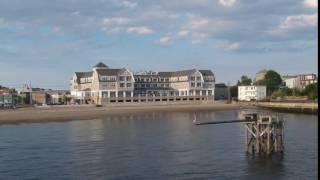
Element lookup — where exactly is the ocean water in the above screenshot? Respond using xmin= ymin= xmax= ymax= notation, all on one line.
xmin=0 ymin=109 xmax=317 ymax=179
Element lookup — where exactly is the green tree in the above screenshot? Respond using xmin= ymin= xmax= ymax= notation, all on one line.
xmin=255 ymin=70 xmax=282 ymax=96
xmin=280 ymin=87 xmax=293 ymax=96
xmin=303 ymin=83 xmax=318 ymax=100
xmin=237 ymin=75 xmax=252 ymax=86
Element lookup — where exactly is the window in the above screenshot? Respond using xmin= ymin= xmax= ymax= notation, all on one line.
xmin=191 ymin=76 xmax=195 ymax=81
xmin=110 ymin=76 xmax=116 ymax=81
xmin=120 ymin=83 xmax=125 ymax=87
xmin=197 ymin=83 xmax=201 ymax=87
xmin=165 ymin=78 xmax=169 ymax=82
xmin=126 ymin=76 xmax=131 ymax=81
xmin=142 ymin=84 xmax=145 ymax=88
xmin=152 ymin=84 xmax=157 ymax=87
xmin=126 ymin=91 xmax=131 ymax=97
xmin=191 ymin=82 xmax=195 ymax=87
xmin=196 ymin=76 xmax=201 ymax=81
xmin=127 ymin=83 xmax=132 ymax=87
xmin=153 ymin=78 xmax=157 ymax=82
xmin=110 ymin=92 xmax=116 ymax=97
xmin=146 ymin=84 xmax=150 ymax=88
xmin=119 ymin=76 xmax=125 ymax=81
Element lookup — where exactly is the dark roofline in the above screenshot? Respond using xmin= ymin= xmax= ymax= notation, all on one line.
xmin=93 ymin=62 xmax=108 ymax=68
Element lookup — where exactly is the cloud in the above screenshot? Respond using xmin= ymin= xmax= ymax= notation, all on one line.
xmin=101 ymin=17 xmax=131 ymax=32
xmin=179 ymin=14 xmax=234 ymax=43
xmin=303 ymin=0 xmax=318 ymax=8
xmin=52 ymin=26 xmax=61 ymax=33
xmin=0 ymin=18 xmax=7 ymax=28
xmin=155 ymin=36 xmax=173 ymax=45
xmin=177 ymin=30 xmax=189 ymax=37
xmin=218 ymin=0 xmax=237 ymax=7
xmin=218 ymin=41 xmax=241 ymax=51
xmin=272 ymin=13 xmax=318 ymax=34
xmin=120 ymin=1 xmax=138 ymax=8
xmin=126 ymin=26 xmax=154 ymax=34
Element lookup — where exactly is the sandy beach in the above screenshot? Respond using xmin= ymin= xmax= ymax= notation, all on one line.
xmin=0 ymin=103 xmax=244 ymax=125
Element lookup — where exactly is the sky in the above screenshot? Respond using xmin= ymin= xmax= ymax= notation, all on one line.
xmin=0 ymin=0 xmax=318 ymax=89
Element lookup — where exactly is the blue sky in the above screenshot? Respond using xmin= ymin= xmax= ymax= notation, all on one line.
xmin=0 ymin=0 xmax=318 ymax=89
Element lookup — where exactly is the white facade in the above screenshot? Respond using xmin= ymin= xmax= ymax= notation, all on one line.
xmin=238 ymin=86 xmax=266 ymax=101
xmin=283 ymin=76 xmax=301 ymax=89
xmin=133 ymin=69 xmax=215 ymax=97
xmin=70 ymin=62 xmax=135 ymax=104
xmin=282 ymin=74 xmax=317 ymax=90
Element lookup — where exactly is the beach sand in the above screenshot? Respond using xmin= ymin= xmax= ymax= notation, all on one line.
xmin=0 ymin=103 xmax=242 ymax=125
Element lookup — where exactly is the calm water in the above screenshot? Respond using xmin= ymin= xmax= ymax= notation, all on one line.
xmin=0 ymin=109 xmax=317 ymax=179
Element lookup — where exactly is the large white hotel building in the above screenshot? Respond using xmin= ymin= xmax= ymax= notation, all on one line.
xmin=70 ymin=62 xmax=215 ymax=104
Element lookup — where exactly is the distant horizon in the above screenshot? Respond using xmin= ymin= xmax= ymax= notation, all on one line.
xmin=0 ymin=0 xmax=318 ymax=89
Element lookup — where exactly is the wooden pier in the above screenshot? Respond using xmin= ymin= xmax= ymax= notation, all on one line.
xmin=194 ymin=113 xmax=284 ymax=155
xmin=242 ymin=114 xmax=284 ymax=154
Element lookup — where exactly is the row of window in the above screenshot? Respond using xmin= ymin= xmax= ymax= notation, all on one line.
xmin=119 ymin=83 xmax=132 ymax=88
xmin=135 ymin=78 xmax=170 ymax=82
xmin=190 ymin=76 xmax=202 ymax=81
xmin=80 ymin=78 xmax=92 ymax=83
xmin=135 ymin=83 xmax=170 ymax=88
xmin=119 ymin=76 xmax=132 ymax=81
xmin=100 ymin=76 xmax=132 ymax=81
xmin=191 ymin=82 xmax=202 ymax=87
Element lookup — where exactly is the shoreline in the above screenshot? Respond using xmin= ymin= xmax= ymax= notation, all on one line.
xmin=0 ymin=102 xmax=317 ymax=125
xmin=0 ymin=103 xmax=244 ymax=125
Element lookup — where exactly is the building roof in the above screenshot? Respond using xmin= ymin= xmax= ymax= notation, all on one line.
xmin=282 ymin=75 xmax=297 ymax=79
xmin=157 ymin=69 xmax=197 ymax=77
xmin=75 ymin=71 xmax=93 ymax=78
xmin=96 ymin=68 xmax=124 ymax=76
xmin=74 ymin=71 xmax=93 ymax=83
xmin=199 ymin=70 xmax=214 ymax=76
xmin=93 ymin=62 xmax=108 ymax=68
xmin=215 ymin=83 xmax=227 ymax=88
xmin=256 ymin=69 xmax=268 ymax=74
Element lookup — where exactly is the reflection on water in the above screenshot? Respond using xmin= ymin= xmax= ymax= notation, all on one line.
xmin=0 ymin=109 xmax=317 ymax=179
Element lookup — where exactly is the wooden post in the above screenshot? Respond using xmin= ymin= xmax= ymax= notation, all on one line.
xmin=267 ymin=125 xmax=270 ymax=154
xmin=244 ymin=125 xmax=248 ymax=153
xmin=255 ymin=124 xmax=260 ymax=154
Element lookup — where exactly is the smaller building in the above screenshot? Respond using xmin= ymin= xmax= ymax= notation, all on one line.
xmin=214 ymin=83 xmax=228 ymax=100
xmin=255 ymin=69 xmax=268 ymax=82
xmin=0 ymin=86 xmax=16 ymax=94
xmin=31 ymin=91 xmax=50 ymax=105
xmin=238 ymin=86 xmax=266 ymax=101
xmin=282 ymin=74 xmax=317 ymax=90
xmin=47 ymin=90 xmax=70 ymax=105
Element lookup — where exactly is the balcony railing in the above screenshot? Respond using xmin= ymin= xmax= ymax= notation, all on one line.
xmin=97 ymin=95 xmax=214 ymax=105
